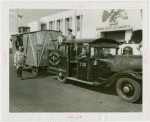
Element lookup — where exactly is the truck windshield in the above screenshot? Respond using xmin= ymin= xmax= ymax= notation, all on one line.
xmin=91 ymin=47 xmax=116 ymax=58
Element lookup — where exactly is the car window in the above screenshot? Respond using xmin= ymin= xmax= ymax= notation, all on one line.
xmin=108 ymin=48 xmax=116 ymax=55
xmin=91 ymin=47 xmax=116 ymax=58
xmin=77 ymin=43 xmax=89 ymax=59
xmin=103 ymin=48 xmax=116 ymax=58
xmin=91 ymin=47 xmax=102 ymax=58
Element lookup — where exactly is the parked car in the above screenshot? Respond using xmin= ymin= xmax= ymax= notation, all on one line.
xmin=48 ymin=38 xmax=142 ymax=103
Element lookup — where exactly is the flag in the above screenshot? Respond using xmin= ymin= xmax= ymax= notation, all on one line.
xmin=18 ymin=14 xmax=23 ymax=19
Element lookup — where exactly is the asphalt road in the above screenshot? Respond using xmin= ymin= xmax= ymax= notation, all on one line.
xmin=9 ymin=54 xmax=142 ymax=112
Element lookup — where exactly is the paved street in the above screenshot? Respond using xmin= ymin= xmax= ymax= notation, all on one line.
xmin=9 ymin=54 xmax=142 ymax=112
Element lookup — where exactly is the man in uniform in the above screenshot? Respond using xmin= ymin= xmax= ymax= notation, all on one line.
xmin=66 ymin=29 xmax=75 ymax=40
xmin=66 ymin=29 xmax=76 ymax=59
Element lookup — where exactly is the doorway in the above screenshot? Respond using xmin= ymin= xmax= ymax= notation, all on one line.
xmin=102 ymin=31 xmax=125 ymax=43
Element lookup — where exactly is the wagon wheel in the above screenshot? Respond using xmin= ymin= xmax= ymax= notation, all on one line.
xmin=116 ymin=78 xmax=141 ymax=103
xmin=57 ymin=72 xmax=67 ymax=83
xmin=32 ymin=67 xmax=39 ymax=76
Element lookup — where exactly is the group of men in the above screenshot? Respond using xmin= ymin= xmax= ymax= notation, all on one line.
xmin=57 ymin=28 xmax=75 ymax=49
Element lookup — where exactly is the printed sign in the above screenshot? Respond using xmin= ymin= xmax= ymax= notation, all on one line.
xmin=97 ymin=25 xmax=131 ymax=31
xmin=49 ymin=51 xmax=60 ymax=65
xmin=80 ymin=62 xmax=86 ymax=67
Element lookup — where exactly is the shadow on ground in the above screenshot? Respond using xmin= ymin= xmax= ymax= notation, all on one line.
xmin=64 ymin=80 xmax=142 ymax=104
xmin=66 ymin=80 xmax=118 ymax=95
xmin=22 ymin=68 xmax=56 ymax=79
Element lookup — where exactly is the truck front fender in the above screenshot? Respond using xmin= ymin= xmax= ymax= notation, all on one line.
xmin=112 ymin=70 xmax=142 ymax=80
xmin=103 ymin=70 xmax=142 ymax=88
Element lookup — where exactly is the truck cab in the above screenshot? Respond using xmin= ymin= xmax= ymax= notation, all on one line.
xmin=48 ymin=38 xmax=142 ymax=103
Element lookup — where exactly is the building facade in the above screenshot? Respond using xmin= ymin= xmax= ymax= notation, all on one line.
xmin=28 ymin=9 xmax=142 ymax=43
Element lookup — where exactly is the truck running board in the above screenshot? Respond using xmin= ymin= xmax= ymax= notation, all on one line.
xmin=66 ymin=77 xmax=94 ymax=85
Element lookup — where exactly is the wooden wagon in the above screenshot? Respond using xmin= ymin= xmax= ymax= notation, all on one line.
xmin=11 ymin=30 xmax=59 ymax=75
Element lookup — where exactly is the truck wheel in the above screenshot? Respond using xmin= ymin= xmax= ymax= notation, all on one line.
xmin=32 ymin=67 xmax=39 ymax=76
xmin=116 ymin=78 xmax=141 ymax=103
xmin=57 ymin=72 xmax=67 ymax=83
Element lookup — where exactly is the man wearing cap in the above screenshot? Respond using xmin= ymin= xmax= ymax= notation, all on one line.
xmin=67 ymin=29 xmax=75 ymax=40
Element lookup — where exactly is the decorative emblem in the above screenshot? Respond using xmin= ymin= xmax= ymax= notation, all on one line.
xmin=102 ymin=9 xmax=128 ymax=26
xmin=49 ymin=51 xmax=60 ymax=65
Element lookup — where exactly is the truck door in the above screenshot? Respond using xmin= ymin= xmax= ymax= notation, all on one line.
xmin=48 ymin=45 xmax=69 ymax=76
xmin=77 ymin=58 xmax=89 ymax=81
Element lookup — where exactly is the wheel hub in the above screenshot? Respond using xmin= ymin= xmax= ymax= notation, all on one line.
xmin=123 ymin=84 xmax=133 ymax=94
xmin=123 ymin=86 xmax=130 ymax=93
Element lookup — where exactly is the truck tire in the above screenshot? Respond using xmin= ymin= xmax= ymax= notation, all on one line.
xmin=57 ymin=72 xmax=67 ymax=83
xmin=32 ymin=67 xmax=39 ymax=76
xmin=116 ymin=78 xmax=141 ymax=103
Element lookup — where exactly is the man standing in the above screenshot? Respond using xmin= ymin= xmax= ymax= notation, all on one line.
xmin=14 ymin=45 xmax=26 ymax=80
xmin=66 ymin=29 xmax=75 ymax=40
xmin=57 ymin=30 xmax=66 ymax=49
xmin=66 ymin=29 xmax=76 ymax=58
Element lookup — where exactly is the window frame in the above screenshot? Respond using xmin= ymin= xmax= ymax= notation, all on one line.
xmin=90 ymin=45 xmax=118 ymax=58
xmin=77 ymin=16 xmax=80 ymax=32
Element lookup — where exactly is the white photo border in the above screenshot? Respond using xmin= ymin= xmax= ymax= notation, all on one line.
xmin=1 ymin=1 xmax=149 ymax=121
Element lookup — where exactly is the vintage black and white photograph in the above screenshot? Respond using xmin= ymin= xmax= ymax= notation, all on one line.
xmin=1 ymin=1 xmax=150 ymax=122
xmin=1 ymin=1 xmax=149 ymax=121
xmin=9 ymin=8 xmax=143 ymax=113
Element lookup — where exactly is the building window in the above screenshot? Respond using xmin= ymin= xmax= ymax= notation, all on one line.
xmin=57 ymin=20 xmax=60 ymax=31
xmin=66 ymin=18 xmax=69 ymax=29
xmin=77 ymin=16 xmax=80 ymax=32
xmin=49 ymin=21 xmax=55 ymax=30
xmin=65 ymin=18 xmax=72 ymax=35
xmin=41 ymin=23 xmax=47 ymax=30
xmin=57 ymin=19 xmax=63 ymax=32
xmin=49 ymin=22 xmax=52 ymax=30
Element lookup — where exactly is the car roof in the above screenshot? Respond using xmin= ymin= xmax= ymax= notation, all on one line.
xmin=62 ymin=38 xmax=120 ymax=45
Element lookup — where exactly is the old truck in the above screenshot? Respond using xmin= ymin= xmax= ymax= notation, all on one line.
xmin=48 ymin=38 xmax=142 ymax=103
